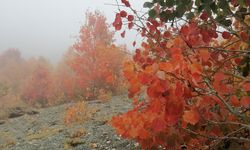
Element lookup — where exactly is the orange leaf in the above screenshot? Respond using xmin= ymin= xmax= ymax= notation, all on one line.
xmin=183 ymin=109 xmax=200 ymax=125
xmin=158 ymin=62 xmax=173 ymax=72
xmin=190 ymin=63 xmax=202 ymax=74
xmin=199 ymin=48 xmax=210 ymax=62
xmin=138 ymin=128 xmax=149 ymax=139
xmin=241 ymin=96 xmax=250 ymax=107
xmin=230 ymin=95 xmax=240 ymax=107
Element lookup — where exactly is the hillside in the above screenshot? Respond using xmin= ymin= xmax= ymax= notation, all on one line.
xmin=0 ymin=95 xmax=140 ymax=150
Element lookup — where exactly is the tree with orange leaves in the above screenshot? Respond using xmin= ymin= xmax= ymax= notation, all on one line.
xmin=68 ymin=11 xmax=127 ymax=100
xmin=21 ymin=57 xmax=54 ymax=107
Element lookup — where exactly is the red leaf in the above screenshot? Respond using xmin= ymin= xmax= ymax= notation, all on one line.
xmin=128 ymin=22 xmax=134 ymax=29
xmin=243 ymin=83 xmax=250 ymax=91
xmin=152 ymin=118 xmax=166 ymax=132
xmin=121 ymin=0 xmax=130 ymax=7
xmin=128 ymin=15 xmax=134 ymax=21
xmin=201 ymin=30 xmax=211 ymax=43
xmin=230 ymin=95 xmax=240 ymax=107
xmin=180 ymin=25 xmax=189 ymax=36
xmin=240 ymin=31 xmax=249 ymax=42
xmin=200 ymin=11 xmax=208 ymax=21
xmin=120 ymin=10 xmax=127 ymax=18
xmin=138 ymin=128 xmax=149 ymax=139
xmin=138 ymin=72 xmax=151 ymax=85
xmin=113 ymin=13 xmax=122 ymax=31
xmin=175 ymin=82 xmax=184 ymax=97
xmin=121 ymin=31 xmax=126 ymax=38
xmin=234 ymin=58 xmax=241 ymax=65
xmin=132 ymin=41 xmax=136 ymax=47
xmin=222 ymin=31 xmax=231 ymax=39
xmin=163 ymin=31 xmax=171 ymax=38
xmin=165 ymin=100 xmax=183 ymax=126
xmin=214 ymin=72 xmax=226 ymax=82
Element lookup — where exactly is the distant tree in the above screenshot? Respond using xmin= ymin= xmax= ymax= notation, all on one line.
xmin=54 ymin=51 xmax=79 ymax=102
xmin=68 ymin=11 xmax=127 ymax=100
xmin=0 ymin=49 xmax=27 ymax=96
xmin=21 ymin=57 xmax=54 ymax=107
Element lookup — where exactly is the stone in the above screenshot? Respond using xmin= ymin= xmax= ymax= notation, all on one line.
xmin=0 ymin=120 xmax=5 ymax=125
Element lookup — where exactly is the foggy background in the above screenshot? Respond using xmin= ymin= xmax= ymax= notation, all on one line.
xmin=0 ymin=0 xmax=144 ymax=63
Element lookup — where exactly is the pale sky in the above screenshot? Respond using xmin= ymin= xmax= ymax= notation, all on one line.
xmin=0 ymin=0 xmax=144 ymax=63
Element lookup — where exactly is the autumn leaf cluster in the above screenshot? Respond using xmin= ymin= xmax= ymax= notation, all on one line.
xmin=111 ymin=0 xmax=250 ymax=149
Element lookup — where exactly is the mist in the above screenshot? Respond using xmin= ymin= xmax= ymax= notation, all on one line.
xmin=0 ymin=0 xmax=144 ymax=63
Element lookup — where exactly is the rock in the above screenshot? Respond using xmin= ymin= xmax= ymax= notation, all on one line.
xmin=0 ymin=120 xmax=5 ymax=125
xmin=97 ymin=120 xmax=107 ymax=126
xmin=26 ymin=110 xmax=39 ymax=115
xmin=7 ymin=107 xmax=26 ymax=118
xmin=106 ymin=140 xmax=111 ymax=144
xmin=134 ymin=142 xmax=140 ymax=147
xmin=49 ymin=121 xmax=57 ymax=126
xmin=90 ymin=143 xmax=98 ymax=148
xmin=8 ymin=111 xmax=24 ymax=118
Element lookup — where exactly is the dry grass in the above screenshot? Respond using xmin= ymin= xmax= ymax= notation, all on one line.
xmin=64 ymin=128 xmax=87 ymax=149
xmin=0 ymin=131 xmax=16 ymax=149
xmin=26 ymin=127 xmax=64 ymax=141
xmin=64 ymin=101 xmax=98 ymax=126
xmin=64 ymin=138 xmax=85 ymax=149
xmin=69 ymin=128 xmax=86 ymax=138
xmin=0 ymin=139 xmax=16 ymax=149
xmin=97 ymin=89 xmax=112 ymax=102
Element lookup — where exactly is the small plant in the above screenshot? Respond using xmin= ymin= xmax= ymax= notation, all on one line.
xmin=97 ymin=89 xmax=112 ymax=102
xmin=64 ymin=101 xmax=93 ymax=126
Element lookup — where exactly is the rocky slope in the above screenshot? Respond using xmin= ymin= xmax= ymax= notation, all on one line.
xmin=0 ymin=95 xmax=140 ymax=150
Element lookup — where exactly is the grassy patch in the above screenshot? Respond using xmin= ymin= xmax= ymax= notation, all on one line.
xmin=0 ymin=131 xmax=16 ymax=149
xmin=26 ymin=127 xmax=64 ymax=141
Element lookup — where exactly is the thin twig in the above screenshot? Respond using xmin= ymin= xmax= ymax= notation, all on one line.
xmin=204 ymin=78 xmax=250 ymax=123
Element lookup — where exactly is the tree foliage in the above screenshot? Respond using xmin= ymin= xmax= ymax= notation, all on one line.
xmin=111 ymin=0 xmax=250 ymax=149
xmin=21 ymin=57 xmax=55 ymax=107
xmin=0 ymin=49 xmax=27 ymax=96
xmin=54 ymin=53 xmax=79 ymax=101
xmin=68 ymin=11 xmax=127 ymax=100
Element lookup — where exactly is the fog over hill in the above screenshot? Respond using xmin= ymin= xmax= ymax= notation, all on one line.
xmin=0 ymin=0 xmax=144 ymax=63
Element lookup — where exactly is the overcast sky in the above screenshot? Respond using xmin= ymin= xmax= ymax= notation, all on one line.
xmin=0 ymin=0 xmax=144 ymax=63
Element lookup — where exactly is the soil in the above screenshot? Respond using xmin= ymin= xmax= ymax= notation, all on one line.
xmin=0 ymin=95 xmax=141 ymax=150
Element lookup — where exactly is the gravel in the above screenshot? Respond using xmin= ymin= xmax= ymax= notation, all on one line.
xmin=0 ymin=95 xmax=141 ymax=150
